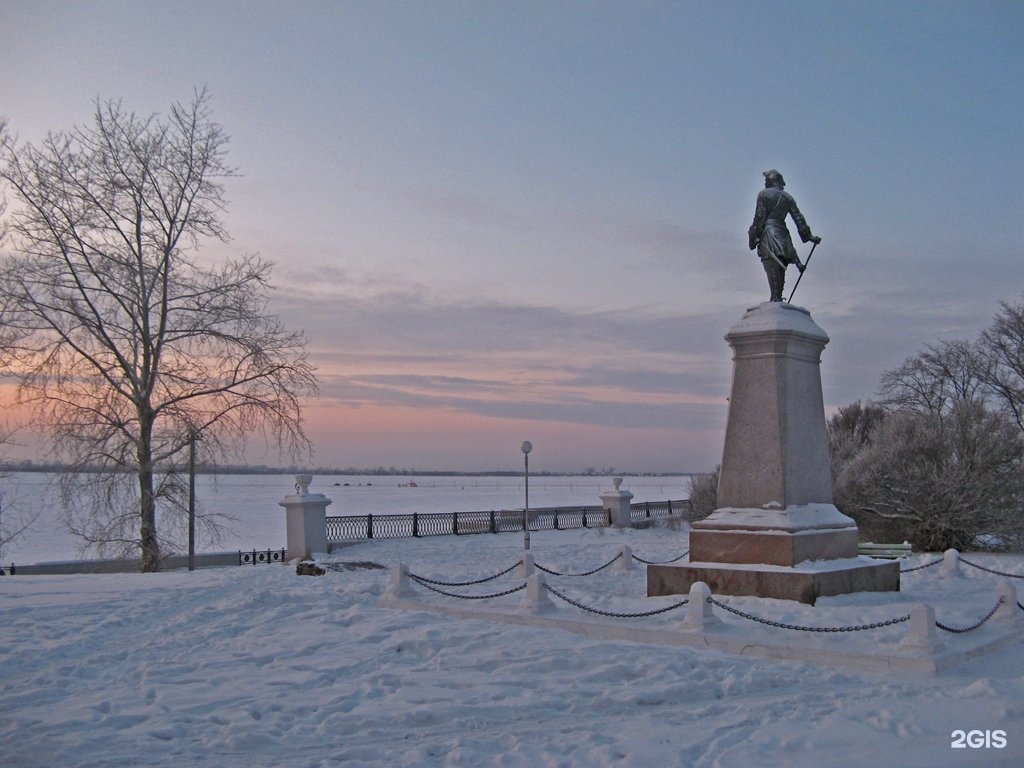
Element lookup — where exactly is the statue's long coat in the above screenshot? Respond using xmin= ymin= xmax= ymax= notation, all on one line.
xmin=748 ymin=187 xmax=813 ymax=265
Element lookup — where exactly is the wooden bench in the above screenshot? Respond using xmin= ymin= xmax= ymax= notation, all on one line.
xmin=858 ymin=541 xmax=912 ymax=559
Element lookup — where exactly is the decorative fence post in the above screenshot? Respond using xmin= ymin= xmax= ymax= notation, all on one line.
xmin=280 ymin=474 xmax=332 ymax=560
xmin=995 ymin=579 xmax=1019 ymax=623
xmin=518 ymin=572 xmax=556 ymax=614
xmin=517 ymin=552 xmax=535 ymax=578
xmin=898 ymin=603 xmax=946 ymax=654
xmin=681 ymin=581 xmax=720 ymax=632
xmin=600 ymin=477 xmax=634 ymax=528
xmin=941 ymin=548 xmax=962 ymax=578
xmin=612 ymin=545 xmax=636 ymax=573
xmin=382 ymin=564 xmax=417 ymax=600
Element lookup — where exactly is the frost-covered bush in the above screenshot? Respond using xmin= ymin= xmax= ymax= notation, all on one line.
xmin=685 ymin=466 xmax=719 ymax=521
xmin=831 ymin=401 xmax=1024 ymax=552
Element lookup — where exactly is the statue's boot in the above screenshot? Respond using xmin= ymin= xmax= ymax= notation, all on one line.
xmin=763 ymin=260 xmax=785 ymax=302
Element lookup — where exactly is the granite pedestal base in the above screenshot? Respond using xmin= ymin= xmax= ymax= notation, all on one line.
xmin=689 ymin=504 xmax=860 ymax=566
xmin=689 ymin=527 xmax=860 ymax=566
xmin=654 ymin=504 xmax=901 ymax=604
xmin=647 ymin=558 xmax=900 ymax=605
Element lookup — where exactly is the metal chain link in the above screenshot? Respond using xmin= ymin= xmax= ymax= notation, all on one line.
xmin=631 ymin=550 xmax=689 ymax=565
xmin=935 ymin=598 xmax=1004 ymax=634
xmin=709 ymin=597 xmax=911 ymax=632
xmin=409 ymin=575 xmax=528 ymax=600
xmin=959 ymin=557 xmax=1024 ymax=579
xmin=543 ymin=583 xmax=689 ymax=618
xmin=900 ymin=557 xmax=944 ymax=573
xmin=409 ymin=561 xmax=522 ymax=587
xmin=535 ymin=552 xmax=622 ymax=577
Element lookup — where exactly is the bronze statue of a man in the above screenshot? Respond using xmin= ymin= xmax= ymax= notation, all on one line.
xmin=748 ymin=169 xmax=821 ymax=302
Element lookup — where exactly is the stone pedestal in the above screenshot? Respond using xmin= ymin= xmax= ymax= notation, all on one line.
xmin=600 ymin=477 xmax=634 ymax=528
xmin=280 ymin=474 xmax=332 ymax=560
xmin=648 ymin=303 xmax=899 ymax=604
xmin=689 ymin=504 xmax=859 ymax=566
xmin=649 ymin=558 xmax=898 ymax=605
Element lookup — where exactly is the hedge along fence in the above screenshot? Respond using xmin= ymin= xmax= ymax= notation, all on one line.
xmin=325 ymin=499 xmax=690 ymax=542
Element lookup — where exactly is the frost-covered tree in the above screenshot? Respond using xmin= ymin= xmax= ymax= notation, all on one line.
xmin=0 ymin=92 xmax=318 ymax=571
xmin=831 ymin=335 xmax=1024 ymax=551
xmin=832 ymin=401 xmax=1024 ymax=551
xmin=685 ymin=465 xmax=719 ymax=520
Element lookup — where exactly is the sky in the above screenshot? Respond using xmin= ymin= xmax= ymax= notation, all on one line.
xmin=2 ymin=0 xmax=1024 ymax=473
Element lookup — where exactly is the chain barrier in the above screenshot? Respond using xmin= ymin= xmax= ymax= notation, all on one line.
xmin=935 ymin=598 xmax=1004 ymax=634
xmin=900 ymin=556 xmax=944 ymax=573
xmin=543 ymin=583 xmax=689 ymax=618
xmin=708 ymin=597 xmax=911 ymax=632
xmin=398 ymin=550 xmax=1023 ymax=634
xmin=535 ymin=552 xmax=621 ymax=577
xmin=409 ymin=575 xmax=528 ymax=600
xmin=631 ymin=550 xmax=689 ymax=565
xmin=959 ymin=557 xmax=1024 ymax=579
xmin=408 ymin=561 xmax=522 ymax=587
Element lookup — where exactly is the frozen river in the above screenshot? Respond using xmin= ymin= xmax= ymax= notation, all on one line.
xmin=1 ymin=472 xmax=693 ymax=565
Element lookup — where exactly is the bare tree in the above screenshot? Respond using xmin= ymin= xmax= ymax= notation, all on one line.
xmin=0 ymin=92 xmax=318 ymax=571
xmin=979 ymin=296 xmax=1024 ymax=435
xmin=878 ymin=339 xmax=986 ymax=419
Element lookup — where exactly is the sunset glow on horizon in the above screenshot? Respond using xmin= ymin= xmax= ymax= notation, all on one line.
xmin=3 ymin=2 xmax=1023 ymax=472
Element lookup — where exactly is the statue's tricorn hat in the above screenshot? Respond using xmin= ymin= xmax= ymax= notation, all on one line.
xmin=763 ymin=169 xmax=785 ymax=185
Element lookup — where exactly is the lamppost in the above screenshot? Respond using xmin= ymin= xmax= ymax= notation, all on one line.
xmin=521 ymin=441 xmax=533 ymax=550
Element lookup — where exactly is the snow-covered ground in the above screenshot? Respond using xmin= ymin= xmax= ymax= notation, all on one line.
xmin=2 ymin=526 xmax=1022 ymax=767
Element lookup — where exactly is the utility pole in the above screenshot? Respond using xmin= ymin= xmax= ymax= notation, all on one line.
xmin=188 ymin=428 xmax=198 ymax=571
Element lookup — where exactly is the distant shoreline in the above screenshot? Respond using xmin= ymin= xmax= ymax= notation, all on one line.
xmin=0 ymin=463 xmax=701 ymax=478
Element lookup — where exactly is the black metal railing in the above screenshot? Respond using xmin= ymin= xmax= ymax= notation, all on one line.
xmin=325 ymin=500 xmax=688 ymax=542
xmin=238 ymin=548 xmax=287 ymax=565
xmin=631 ymin=499 xmax=679 ymax=521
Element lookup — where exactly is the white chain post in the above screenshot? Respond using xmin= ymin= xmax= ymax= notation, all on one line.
xmin=898 ymin=603 xmax=946 ymax=654
xmin=681 ymin=581 xmax=720 ymax=632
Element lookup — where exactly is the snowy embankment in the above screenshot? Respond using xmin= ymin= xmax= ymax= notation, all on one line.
xmin=2 ymin=526 xmax=1022 ymax=768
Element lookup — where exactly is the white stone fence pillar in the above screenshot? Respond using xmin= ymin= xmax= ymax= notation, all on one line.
xmin=280 ymin=474 xmax=332 ymax=560
xmin=601 ymin=477 xmax=634 ymax=528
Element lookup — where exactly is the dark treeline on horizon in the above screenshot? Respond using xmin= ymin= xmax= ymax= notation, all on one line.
xmin=0 ymin=460 xmax=694 ymax=478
